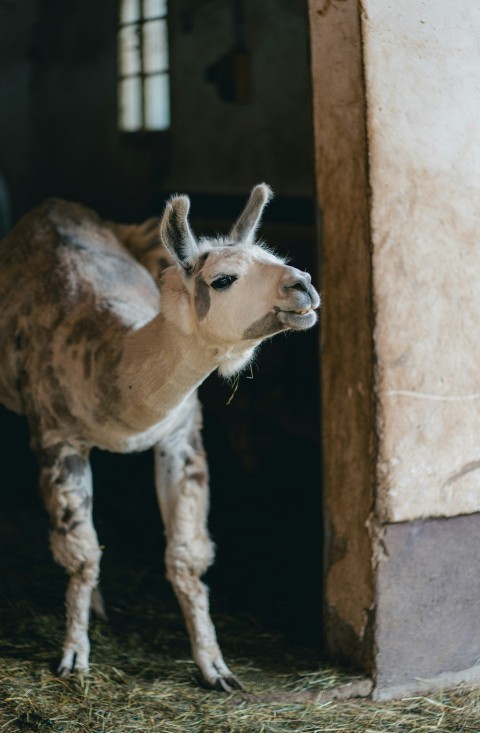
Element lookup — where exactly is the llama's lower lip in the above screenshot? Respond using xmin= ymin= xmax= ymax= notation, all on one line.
xmin=278 ymin=308 xmax=317 ymax=330
xmin=284 ymin=307 xmax=314 ymax=316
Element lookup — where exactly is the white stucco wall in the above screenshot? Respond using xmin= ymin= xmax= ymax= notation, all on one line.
xmin=363 ymin=0 xmax=480 ymax=521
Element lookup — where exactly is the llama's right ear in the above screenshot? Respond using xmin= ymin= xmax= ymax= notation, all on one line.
xmin=229 ymin=183 xmax=273 ymax=245
xmin=160 ymin=195 xmax=198 ymax=268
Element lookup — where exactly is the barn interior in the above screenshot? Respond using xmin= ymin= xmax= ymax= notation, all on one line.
xmin=0 ymin=0 xmax=322 ymax=681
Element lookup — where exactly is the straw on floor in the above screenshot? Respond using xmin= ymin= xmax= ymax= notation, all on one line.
xmin=1 ymin=547 xmax=480 ymax=733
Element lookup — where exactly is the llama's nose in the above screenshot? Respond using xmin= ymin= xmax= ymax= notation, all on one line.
xmin=282 ymin=270 xmax=312 ymax=294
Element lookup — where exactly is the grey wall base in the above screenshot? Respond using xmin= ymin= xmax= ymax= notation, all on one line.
xmin=373 ymin=662 xmax=480 ymax=702
xmin=374 ymin=513 xmax=480 ymax=700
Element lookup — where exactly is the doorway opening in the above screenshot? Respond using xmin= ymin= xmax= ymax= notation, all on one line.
xmin=0 ymin=0 xmax=324 ymax=688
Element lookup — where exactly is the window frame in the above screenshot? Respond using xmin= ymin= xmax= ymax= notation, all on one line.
xmin=117 ymin=0 xmax=171 ymax=135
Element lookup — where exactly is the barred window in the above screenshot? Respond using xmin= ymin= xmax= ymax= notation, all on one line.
xmin=118 ymin=0 xmax=170 ymax=132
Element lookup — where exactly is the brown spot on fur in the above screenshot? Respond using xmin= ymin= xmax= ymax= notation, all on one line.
xmin=39 ymin=444 xmax=63 ymax=469
xmin=189 ymin=471 xmax=207 ymax=485
xmin=191 ymin=252 xmax=210 ymax=276
xmin=54 ymin=520 xmax=82 ymax=536
xmin=243 ymin=311 xmax=281 ymax=340
xmin=189 ymin=431 xmax=202 ymax=453
xmin=61 ymin=503 xmax=87 ymax=532
xmin=66 ymin=317 xmax=101 ymax=345
xmin=83 ymin=350 xmax=92 ymax=379
xmin=51 ymin=398 xmax=75 ymax=423
xmin=195 ymin=277 xmax=211 ymax=320
xmin=62 ymin=507 xmax=74 ymax=525
xmin=68 ymin=520 xmax=82 ymax=532
xmin=95 ymin=342 xmax=123 ymax=409
xmin=106 ymin=384 xmax=122 ymax=405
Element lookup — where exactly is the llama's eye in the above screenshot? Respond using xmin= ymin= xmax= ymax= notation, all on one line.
xmin=211 ymin=274 xmax=237 ymax=290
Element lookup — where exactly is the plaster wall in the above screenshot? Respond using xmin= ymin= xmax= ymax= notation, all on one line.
xmin=363 ymin=0 xmax=480 ymax=521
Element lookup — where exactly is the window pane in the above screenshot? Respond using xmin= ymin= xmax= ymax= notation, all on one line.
xmin=120 ymin=0 xmax=140 ymax=24
xmin=143 ymin=20 xmax=168 ymax=74
xmin=119 ymin=24 xmax=141 ymax=76
xmin=119 ymin=76 xmax=142 ymax=131
xmin=143 ymin=0 xmax=167 ymax=19
xmin=145 ymin=73 xmax=170 ymax=130
xmin=143 ymin=19 xmax=169 ymax=74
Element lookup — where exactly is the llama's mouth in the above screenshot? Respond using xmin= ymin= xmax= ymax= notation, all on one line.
xmin=278 ymin=307 xmax=318 ymax=330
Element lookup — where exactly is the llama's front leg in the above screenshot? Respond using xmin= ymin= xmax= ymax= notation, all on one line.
xmin=154 ymin=423 xmax=241 ymax=691
xmin=38 ymin=444 xmax=101 ymax=675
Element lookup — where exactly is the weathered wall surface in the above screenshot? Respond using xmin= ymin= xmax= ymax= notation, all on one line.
xmin=374 ymin=513 xmax=480 ymax=698
xmin=310 ymin=0 xmax=480 ymax=693
xmin=363 ymin=0 xmax=480 ymax=522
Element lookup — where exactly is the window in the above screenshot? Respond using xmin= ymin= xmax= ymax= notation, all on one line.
xmin=118 ymin=0 xmax=170 ymax=132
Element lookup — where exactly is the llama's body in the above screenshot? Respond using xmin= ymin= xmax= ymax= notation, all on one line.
xmin=0 ymin=186 xmax=320 ymax=690
xmin=0 ymin=200 xmax=171 ymax=452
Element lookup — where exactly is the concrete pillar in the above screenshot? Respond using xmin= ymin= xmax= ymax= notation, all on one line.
xmin=309 ymin=0 xmax=480 ymax=698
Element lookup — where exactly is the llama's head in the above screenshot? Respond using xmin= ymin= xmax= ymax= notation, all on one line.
xmin=159 ymin=184 xmax=320 ymax=376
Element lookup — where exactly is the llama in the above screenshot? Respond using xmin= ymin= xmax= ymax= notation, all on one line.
xmin=0 ymin=184 xmax=320 ymax=691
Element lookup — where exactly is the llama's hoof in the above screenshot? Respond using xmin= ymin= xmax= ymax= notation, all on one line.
xmin=200 ymin=660 xmax=244 ymax=692
xmin=212 ymin=673 xmax=244 ymax=693
xmin=57 ymin=648 xmax=89 ymax=677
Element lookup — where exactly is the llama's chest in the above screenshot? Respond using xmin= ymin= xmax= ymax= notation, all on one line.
xmin=87 ymin=402 xmax=194 ymax=453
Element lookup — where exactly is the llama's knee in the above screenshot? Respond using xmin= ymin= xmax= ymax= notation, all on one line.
xmin=50 ymin=522 xmax=102 ymax=585
xmin=166 ymin=535 xmax=215 ymax=591
xmin=48 ymin=484 xmax=101 ymax=584
xmin=39 ymin=444 xmax=100 ymax=584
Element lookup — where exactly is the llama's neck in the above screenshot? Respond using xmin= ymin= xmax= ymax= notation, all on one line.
xmin=116 ymin=313 xmax=218 ymax=431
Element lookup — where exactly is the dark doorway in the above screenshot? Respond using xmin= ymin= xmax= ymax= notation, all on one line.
xmin=0 ymin=0 xmax=321 ymax=662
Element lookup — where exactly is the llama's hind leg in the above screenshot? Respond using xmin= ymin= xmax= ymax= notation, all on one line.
xmin=154 ymin=412 xmax=242 ymax=691
xmin=39 ymin=444 xmax=101 ymax=675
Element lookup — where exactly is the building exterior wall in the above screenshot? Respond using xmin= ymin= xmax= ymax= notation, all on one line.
xmin=365 ymin=0 xmax=480 ymax=522
xmin=310 ymin=0 xmax=480 ymax=697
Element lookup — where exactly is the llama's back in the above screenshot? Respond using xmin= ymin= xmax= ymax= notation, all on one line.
xmin=0 ymin=199 xmax=161 ymax=416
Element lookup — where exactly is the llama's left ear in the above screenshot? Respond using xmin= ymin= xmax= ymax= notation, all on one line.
xmin=160 ymin=195 xmax=199 ymax=267
xmin=229 ymin=183 xmax=273 ymax=245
